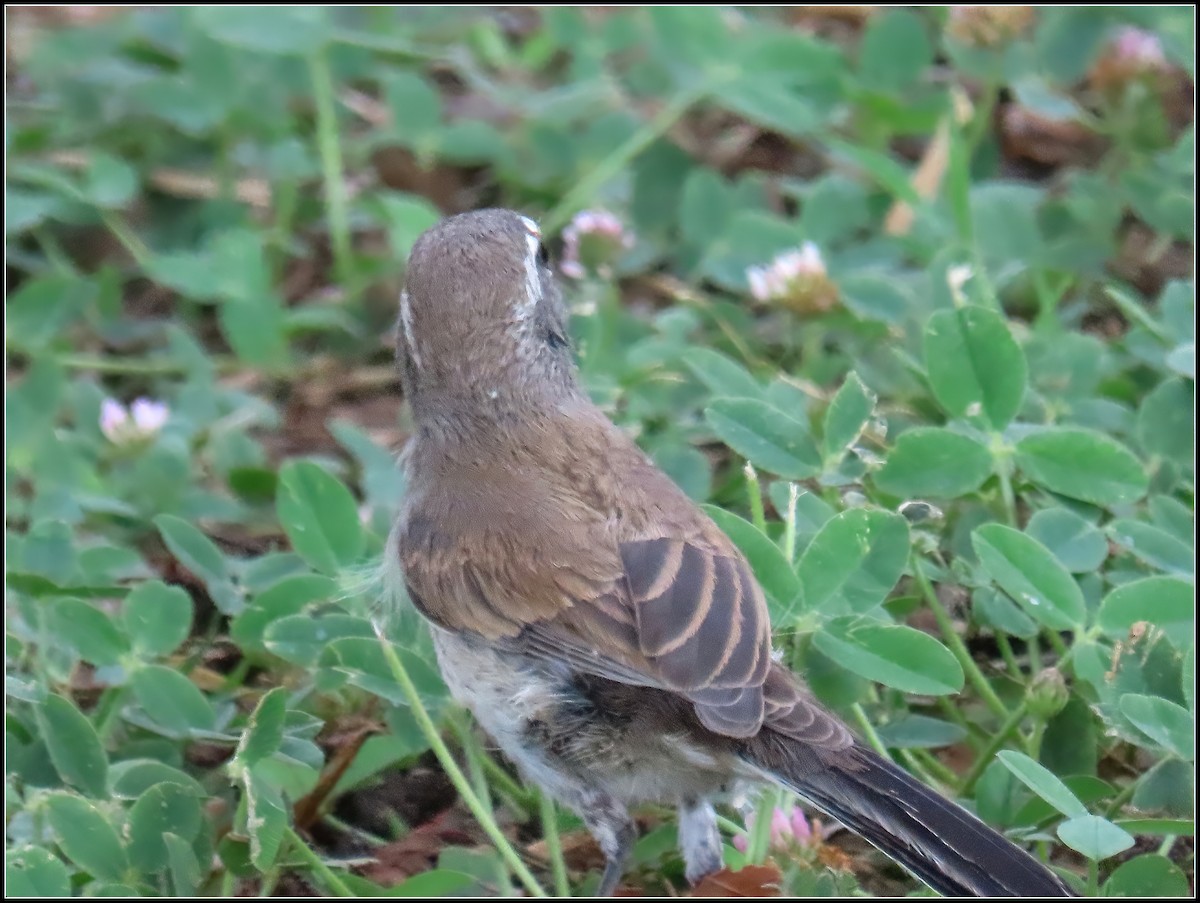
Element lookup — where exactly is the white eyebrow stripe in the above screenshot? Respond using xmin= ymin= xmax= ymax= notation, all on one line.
xmin=519 ymin=215 xmax=541 ymax=236
xmin=520 ymin=233 xmax=542 ymax=318
xmin=399 ymin=290 xmax=423 ymax=370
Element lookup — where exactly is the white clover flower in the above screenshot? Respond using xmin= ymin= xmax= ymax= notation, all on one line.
xmin=560 ymin=209 xmax=633 ymax=280
xmin=745 ymin=242 xmax=837 ymax=314
xmin=100 ymin=397 xmax=169 ymax=444
xmin=1111 ymin=26 xmax=1167 ymax=71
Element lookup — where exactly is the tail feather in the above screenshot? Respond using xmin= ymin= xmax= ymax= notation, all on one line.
xmin=744 ymin=737 xmax=1075 ymax=897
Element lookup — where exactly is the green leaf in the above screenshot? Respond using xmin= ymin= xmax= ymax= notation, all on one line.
xmin=1026 ymin=508 xmax=1108 ymax=573
xmin=797 ymin=509 xmax=910 ymax=615
xmin=165 ymin=833 xmax=203 ymax=897
xmin=383 ymin=72 xmax=442 ymax=137
xmin=1184 ymin=645 xmax=1195 ymax=717
xmin=970 ymin=182 xmax=1043 ymax=266
xmin=46 ymin=598 xmax=129 ymax=667
xmin=123 ymin=581 xmax=192 ymax=657
xmin=6 ymin=847 xmax=72 ymax=897
xmin=813 ymin=617 xmax=963 ymax=695
xmin=323 ymin=638 xmax=446 ymax=708
xmin=972 ymin=524 xmax=1086 ymax=630
xmin=923 ymin=306 xmax=1027 ymax=430
xmin=83 ymin=153 xmax=138 ymax=208
xmin=377 ymin=194 xmax=442 ymax=260
xmin=194 ymin=7 xmax=329 ymax=54
xmin=1166 ymin=342 xmax=1194 ymax=379
xmin=1119 ymin=695 xmax=1194 ymax=760
xmin=1149 ymin=495 xmax=1194 ymax=546
xmin=702 ymin=506 xmax=802 ymax=618
xmin=88 ymin=883 xmax=142 ymax=897
xmin=973 ymin=586 xmax=1038 ymax=639
xmin=390 ymin=869 xmax=478 ymax=897
xmin=130 ymin=665 xmax=216 ymax=733
xmin=44 ymin=792 xmax=129 ymax=881
xmin=276 ymin=461 xmax=364 ymax=575
xmin=154 ymin=515 xmax=229 ymax=584
xmin=231 ymin=574 xmax=337 ymax=651
xmin=858 ymin=9 xmax=932 ymax=89
xmin=678 ymin=170 xmax=734 ymax=246
xmin=242 ymin=765 xmax=287 ymax=870
xmin=235 ymin=687 xmax=287 ymax=767
xmin=822 ymin=372 xmax=875 ymax=459
xmin=1016 ymin=428 xmax=1148 ymax=508
xmin=1113 ymin=818 xmax=1194 ymax=837
xmin=219 ymin=299 xmax=289 ymax=369
xmin=705 ymin=398 xmax=821 ymax=480
xmin=1132 ymin=758 xmax=1194 ymax=816
xmin=1097 ymin=577 xmax=1194 ymax=648
xmin=873 ymin=715 xmax=967 ymax=750
xmin=874 ymin=428 xmax=993 ymax=498
xmin=713 ymin=80 xmax=819 ymax=139
xmin=264 ymin=613 xmax=374 ymax=666
xmin=1103 ymin=854 xmax=1191 ymax=897
xmin=109 ymin=759 xmax=207 ymax=799
xmin=682 ymin=348 xmax=764 ymax=401
xmin=1137 ymin=377 xmax=1194 ymax=464
xmin=35 ymin=694 xmax=109 ymax=798
xmin=996 ymin=750 xmax=1087 ymax=818
xmin=1108 ymin=519 xmax=1193 ymax=576
xmin=127 ymin=783 xmax=203 ymax=873
xmin=824 ymin=139 xmax=920 ymax=206
xmin=838 ymin=272 xmax=913 ymax=325
xmin=1058 ymin=814 xmax=1135 ymax=861
xmin=5 ymin=274 xmax=93 ymax=352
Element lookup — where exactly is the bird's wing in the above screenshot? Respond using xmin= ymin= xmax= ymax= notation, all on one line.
xmin=397 ymin=425 xmax=845 ymax=743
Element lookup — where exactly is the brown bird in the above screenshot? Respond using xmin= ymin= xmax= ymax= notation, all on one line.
xmin=389 ymin=208 xmax=1075 ymax=897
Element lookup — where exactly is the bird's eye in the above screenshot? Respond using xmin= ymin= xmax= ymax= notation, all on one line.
xmin=536 ymin=242 xmax=550 ymax=266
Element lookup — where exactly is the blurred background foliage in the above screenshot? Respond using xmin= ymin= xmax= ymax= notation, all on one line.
xmin=4 ymin=6 xmax=1195 ymax=898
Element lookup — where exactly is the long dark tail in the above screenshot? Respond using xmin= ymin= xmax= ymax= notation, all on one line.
xmin=743 ymin=737 xmax=1075 ymax=897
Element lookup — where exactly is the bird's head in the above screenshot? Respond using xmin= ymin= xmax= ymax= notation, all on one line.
xmin=397 ymin=208 xmax=578 ymax=423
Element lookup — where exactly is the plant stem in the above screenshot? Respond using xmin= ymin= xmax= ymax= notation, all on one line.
xmin=539 ymin=793 xmax=571 ymax=897
xmin=52 ymin=352 xmax=236 ymax=375
xmin=744 ymin=463 xmax=767 ymax=533
xmin=996 ymin=633 xmax=1025 ymax=684
xmin=479 ymin=752 xmax=535 ymax=820
xmin=907 ymin=748 xmax=960 ymax=788
xmin=543 ymin=83 xmax=711 ymax=234
xmin=371 ymin=621 xmax=547 ymax=897
xmin=898 ymin=749 xmax=951 ymax=792
xmin=101 ymin=211 xmax=152 ymax=268
xmin=452 ymin=714 xmax=515 ymax=897
xmin=746 ymin=785 xmax=781 ymax=865
xmin=308 ymin=48 xmax=353 ymax=290
xmin=912 ymin=555 xmax=1010 ymax=720
xmin=1103 ymin=780 xmax=1138 ymax=819
xmin=995 ymin=449 xmax=1020 ymax=528
xmin=958 ymin=697 xmax=1030 ymax=795
xmin=782 ymin=482 xmax=799 ymax=564
xmin=91 ymin=686 xmax=127 ymax=743
xmin=452 ymin=714 xmax=495 ymax=808
xmin=849 ymin=703 xmax=892 ymax=759
xmin=283 ymin=826 xmax=354 ymax=897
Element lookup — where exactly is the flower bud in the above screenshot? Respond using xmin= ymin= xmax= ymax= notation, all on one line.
xmin=560 ymin=210 xmax=633 ymax=280
xmin=1027 ymin=666 xmax=1069 ymax=719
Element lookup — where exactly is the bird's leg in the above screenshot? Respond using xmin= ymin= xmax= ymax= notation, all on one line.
xmin=579 ymin=789 xmax=636 ymax=897
xmin=677 ymin=798 xmax=723 ymax=885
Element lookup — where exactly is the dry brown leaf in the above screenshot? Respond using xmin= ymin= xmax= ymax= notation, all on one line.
xmin=690 ymin=863 xmax=784 ymax=897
